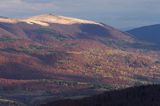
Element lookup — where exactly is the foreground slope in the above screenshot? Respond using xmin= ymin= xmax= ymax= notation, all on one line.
xmin=41 ymin=85 xmax=160 ymax=106
xmin=0 ymin=14 xmax=160 ymax=105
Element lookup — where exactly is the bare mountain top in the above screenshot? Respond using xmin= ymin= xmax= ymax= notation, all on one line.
xmin=23 ymin=14 xmax=103 ymax=26
xmin=0 ymin=14 xmax=103 ymax=26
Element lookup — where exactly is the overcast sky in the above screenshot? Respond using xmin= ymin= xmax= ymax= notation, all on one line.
xmin=0 ymin=0 xmax=159 ymax=30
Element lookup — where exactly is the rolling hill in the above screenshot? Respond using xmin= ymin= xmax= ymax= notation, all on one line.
xmin=0 ymin=14 xmax=160 ymax=106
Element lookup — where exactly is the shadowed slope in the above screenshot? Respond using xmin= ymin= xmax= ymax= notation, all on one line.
xmin=40 ymin=85 xmax=160 ymax=106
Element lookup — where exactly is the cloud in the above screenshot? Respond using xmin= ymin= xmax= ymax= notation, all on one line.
xmin=0 ymin=0 xmax=55 ymax=18
xmin=21 ymin=0 xmax=53 ymax=3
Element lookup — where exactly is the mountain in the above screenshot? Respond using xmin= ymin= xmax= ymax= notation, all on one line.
xmin=0 ymin=14 xmax=132 ymax=41
xmin=127 ymin=24 xmax=160 ymax=46
xmin=0 ymin=14 xmax=159 ymax=106
xmin=40 ymin=85 xmax=160 ymax=106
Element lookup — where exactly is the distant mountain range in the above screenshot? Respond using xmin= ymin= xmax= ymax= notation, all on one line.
xmin=127 ymin=24 xmax=160 ymax=46
xmin=0 ymin=14 xmax=160 ymax=106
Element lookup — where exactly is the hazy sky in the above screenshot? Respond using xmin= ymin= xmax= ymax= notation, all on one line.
xmin=0 ymin=0 xmax=159 ymax=30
